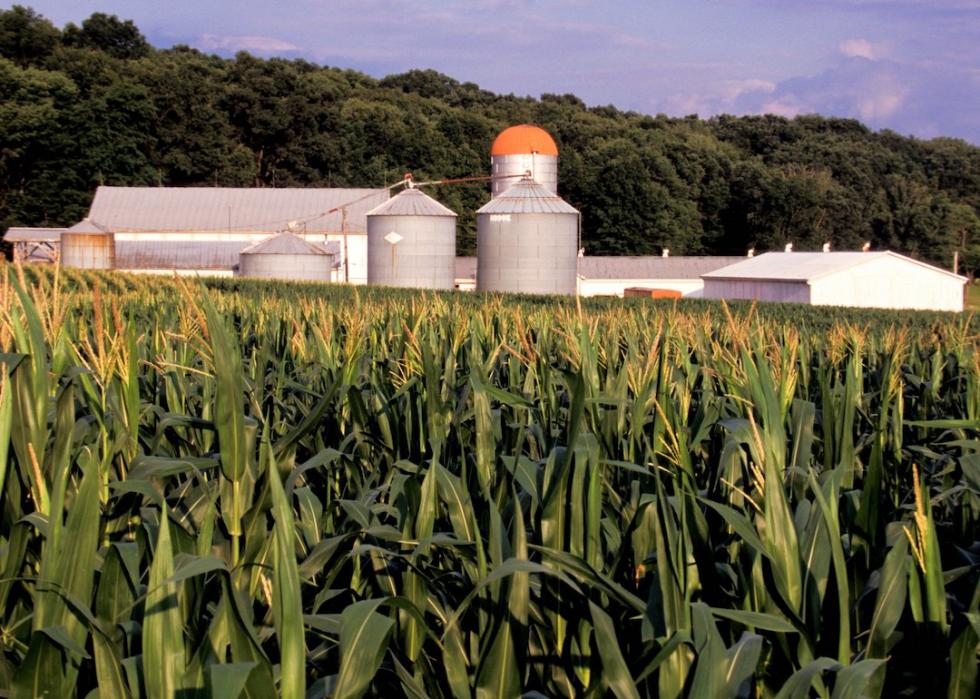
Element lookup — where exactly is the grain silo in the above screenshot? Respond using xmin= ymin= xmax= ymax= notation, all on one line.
xmin=238 ymin=233 xmax=335 ymax=282
xmin=491 ymin=124 xmax=558 ymax=198
xmin=476 ymin=178 xmax=579 ymax=295
xmin=366 ymin=187 xmax=457 ymax=289
xmin=60 ymin=218 xmax=115 ymax=269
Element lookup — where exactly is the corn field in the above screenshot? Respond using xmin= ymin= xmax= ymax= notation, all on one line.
xmin=0 ymin=264 xmax=978 ymax=698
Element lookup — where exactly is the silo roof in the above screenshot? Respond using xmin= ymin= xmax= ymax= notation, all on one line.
xmin=491 ymin=125 xmax=559 ymax=156
xmin=366 ymin=187 xmax=457 ymax=217
xmin=66 ymin=218 xmax=111 ymax=234
xmin=240 ymin=233 xmax=333 ymax=256
xmin=476 ymin=179 xmax=579 ymax=215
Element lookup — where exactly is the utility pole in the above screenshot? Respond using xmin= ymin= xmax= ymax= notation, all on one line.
xmin=954 ymin=228 xmax=966 ymax=276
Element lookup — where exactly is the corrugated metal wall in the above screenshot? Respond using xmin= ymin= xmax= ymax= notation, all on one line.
xmin=491 ymin=154 xmax=558 ymax=198
xmin=702 ymin=279 xmax=811 ymax=304
xmin=477 ymin=212 xmax=578 ymax=295
xmin=61 ymin=233 xmax=115 ymax=269
xmin=809 ymin=256 xmax=964 ymax=311
xmin=367 ymin=214 xmax=456 ymax=289
xmin=239 ymin=253 xmax=334 ymax=282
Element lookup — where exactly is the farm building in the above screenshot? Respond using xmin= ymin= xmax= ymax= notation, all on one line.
xmin=5 ymin=186 xmax=389 ymax=281
xmin=5 ymin=227 xmax=65 ymax=263
xmin=576 ymin=256 xmax=744 ymax=297
xmin=452 ymin=255 xmax=746 ymax=296
xmin=702 ymin=252 xmax=966 ymax=311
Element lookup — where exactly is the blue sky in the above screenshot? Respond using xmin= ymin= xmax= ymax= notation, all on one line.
xmin=17 ymin=0 xmax=980 ymax=143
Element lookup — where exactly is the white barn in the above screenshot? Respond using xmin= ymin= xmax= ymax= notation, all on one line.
xmin=575 ymin=256 xmax=744 ymax=297
xmin=4 ymin=186 xmax=389 ymax=282
xmin=453 ymin=255 xmax=746 ymax=296
xmin=702 ymin=252 xmax=966 ymax=312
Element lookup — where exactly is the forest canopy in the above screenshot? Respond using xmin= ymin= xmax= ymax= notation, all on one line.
xmin=1 ymin=5 xmax=978 ymax=270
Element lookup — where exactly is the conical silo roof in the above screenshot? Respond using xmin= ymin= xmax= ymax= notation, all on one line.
xmin=366 ymin=187 xmax=457 ymax=217
xmin=476 ymin=179 xmax=578 ymax=215
xmin=240 ymin=232 xmax=331 ymax=256
xmin=66 ymin=218 xmax=112 ymax=234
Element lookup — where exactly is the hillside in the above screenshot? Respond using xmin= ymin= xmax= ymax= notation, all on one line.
xmin=1 ymin=6 xmax=978 ymax=270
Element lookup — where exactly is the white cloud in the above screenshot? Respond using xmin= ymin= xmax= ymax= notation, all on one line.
xmin=723 ymin=79 xmax=777 ymax=100
xmin=198 ymin=34 xmax=301 ymax=54
xmin=855 ymin=79 xmax=909 ymax=120
xmin=839 ymin=38 xmax=881 ymax=59
xmin=661 ymin=78 xmax=775 ymax=116
xmin=648 ymin=53 xmax=980 ymax=142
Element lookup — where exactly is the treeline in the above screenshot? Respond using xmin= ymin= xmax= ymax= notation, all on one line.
xmin=1 ymin=6 xmax=979 ymax=269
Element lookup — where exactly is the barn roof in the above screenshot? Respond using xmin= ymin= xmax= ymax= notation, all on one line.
xmin=703 ymin=251 xmax=967 ymax=283
xmin=577 ymin=256 xmax=745 ymax=280
xmin=87 ymin=186 xmax=389 ymax=235
xmin=3 ymin=227 xmax=65 ymax=242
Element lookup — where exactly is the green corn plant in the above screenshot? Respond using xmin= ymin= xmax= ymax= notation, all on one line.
xmin=0 ymin=265 xmax=976 ymax=697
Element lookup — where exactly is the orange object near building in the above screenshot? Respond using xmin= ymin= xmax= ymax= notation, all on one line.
xmin=491 ymin=124 xmax=559 ymax=156
xmin=624 ymin=287 xmax=683 ymax=299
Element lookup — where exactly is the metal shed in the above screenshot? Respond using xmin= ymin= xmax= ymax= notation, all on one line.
xmin=238 ymin=233 xmax=336 ymax=282
xmin=702 ymin=252 xmax=967 ymax=311
xmin=61 ymin=219 xmax=115 ymax=269
xmin=476 ymin=178 xmax=579 ymax=296
xmin=3 ymin=227 xmax=65 ymax=263
xmin=366 ymin=187 xmax=457 ymax=289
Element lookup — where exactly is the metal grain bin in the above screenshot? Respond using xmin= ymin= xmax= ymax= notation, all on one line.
xmin=238 ymin=233 xmax=334 ymax=282
xmin=476 ymin=178 xmax=579 ymax=295
xmin=366 ymin=187 xmax=457 ymax=289
xmin=491 ymin=124 xmax=558 ymax=198
xmin=60 ymin=218 xmax=115 ymax=269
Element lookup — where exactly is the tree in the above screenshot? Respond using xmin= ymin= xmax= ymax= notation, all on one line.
xmin=63 ymin=12 xmax=150 ymax=59
xmin=0 ymin=5 xmax=60 ymax=66
xmin=0 ymin=56 xmax=77 ymax=228
xmin=1 ymin=9 xmax=979 ymax=268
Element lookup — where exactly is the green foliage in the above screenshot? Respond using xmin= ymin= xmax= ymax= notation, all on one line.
xmin=62 ymin=12 xmax=150 ymax=60
xmin=0 ymin=265 xmax=977 ymax=697
xmin=0 ymin=5 xmax=59 ymax=66
xmin=0 ymin=7 xmax=979 ymax=267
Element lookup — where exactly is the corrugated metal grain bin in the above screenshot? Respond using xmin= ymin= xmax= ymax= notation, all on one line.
xmin=476 ymin=178 xmax=579 ymax=296
xmin=238 ymin=233 xmax=334 ymax=282
xmin=491 ymin=124 xmax=559 ymax=198
xmin=60 ymin=219 xmax=115 ymax=269
xmin=366 ymin=187 xmax=457 ymax=289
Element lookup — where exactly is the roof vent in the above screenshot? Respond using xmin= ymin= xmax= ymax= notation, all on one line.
xmin=822 ymin=242 xmax=831 ymax=252
xmin=785 ymin=243 xmax=793 ymax=253
xmin=747 ymin=247 xmax=755 ymax=257
xmin=662 ymin=248 xmax=670 ymax=258
xmin=862 ymin=241 xmax=871 ymax=252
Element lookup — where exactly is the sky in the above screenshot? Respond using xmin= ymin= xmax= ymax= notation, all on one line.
xmin=17 ymin=0 xmax=980 ymax=144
